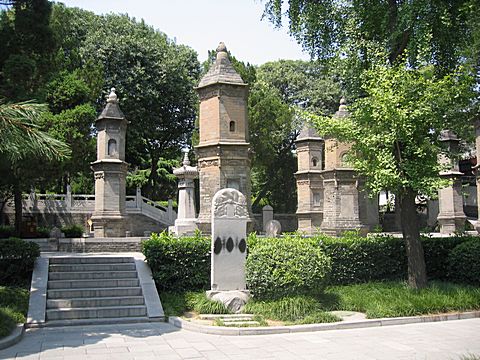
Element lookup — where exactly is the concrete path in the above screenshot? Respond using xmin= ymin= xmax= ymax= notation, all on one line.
xmin=1 ymin=318 xmax=479 ymax=360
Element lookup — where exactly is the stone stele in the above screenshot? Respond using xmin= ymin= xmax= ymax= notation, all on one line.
xmin=265 ymin=219 xmax=282 ymax=237
xmin=207 ymin=188 xmax=250 ymax=313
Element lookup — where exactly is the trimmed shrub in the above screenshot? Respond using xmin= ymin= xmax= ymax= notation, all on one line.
xmin=36 ymin=227 xmax=50 ymax=238
xmin=422 ymin=235 xmax=473 ymax=280
xmin=0 ymin=238 xmax=40 ymax=285
xmin=0 ymin=225 xmax=14 ymax=239
xmin=319 ymin=233 xmax=407 ymax=284
xmin=142 ymin=232 xmax=210 ymax=292
xmin=61 ymin=224 xmax=84 ymax=238
xmin=246 ymin=235 xmax=331 ymax=299
xmin=448 ymin=239 xmax=480 ymax=285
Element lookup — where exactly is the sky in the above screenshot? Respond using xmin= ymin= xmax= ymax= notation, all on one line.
xmin=56 ymin=0 xmax=310 ymax=65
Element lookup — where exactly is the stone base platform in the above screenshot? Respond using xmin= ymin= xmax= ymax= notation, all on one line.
xmin=26 ymin=237 xmax=148 ymax=253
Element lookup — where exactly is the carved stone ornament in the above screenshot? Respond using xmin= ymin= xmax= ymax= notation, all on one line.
xmin=200 ymin=159 xmax=219 ymax=168
xmin=297 ymin=180 xmax=310 ymax=185
xmin=94 ymin=173 xmax=105 ymax=180
xmin=213 ymin=188 xmax=248 ymax=218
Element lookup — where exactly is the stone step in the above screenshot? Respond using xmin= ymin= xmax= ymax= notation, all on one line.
xmin=47 ymin=286 xmax=143 ymax=299
xmin=46 ymin=305 xmax=147 ymax=321
xmin=48 ymin=278 xmax=139 ymax=289
xmin=41 ymin=316 xmax=162 ymax=328
xmin=222 ymin=321 xmax=261 ymax=327
xmin=49 ymin=257 xmax=134 ymax=264
xmin=47 ymin=296 xmax=145 ymax=309
xmin=49 ymin=263 xmax=136 ymax=272
xmin=199 ymin=314 xmax=255 ymax=321
xmin=48 ymin=271 xmax=138 ymax=281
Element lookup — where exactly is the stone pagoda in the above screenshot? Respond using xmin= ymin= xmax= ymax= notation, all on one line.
xmin=295 ymin=124 xmax=324 ymax=234
xmin=171 ymin=150 xmax=198 ymax=236
xmin=91 ymin=88 xmax=128 ymax=237
xmin=437 ymin=130 xmax=466 ymax=233
xmin=194 ymin=42 xmax=252 ymax=233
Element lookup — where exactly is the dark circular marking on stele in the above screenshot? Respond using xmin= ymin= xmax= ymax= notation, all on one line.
xmin=214 ymin=237 xmax=222 ymax=255
xmin=238 ymin=238 xmax=246 ymax=253
xmin=226 ymin=237 xmax=234 ymax=252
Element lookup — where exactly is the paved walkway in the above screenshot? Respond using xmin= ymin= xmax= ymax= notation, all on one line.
xmin=1 ymin=318 xmax=479 ymax=360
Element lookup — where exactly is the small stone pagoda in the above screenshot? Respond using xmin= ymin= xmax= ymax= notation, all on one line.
xmin=195 ymin=42 xmax=252 ymax=233
xmin=91 ymin=88 xmax=128 ymax=237
xmin=171 ymin=150 xmax=198 ymax=235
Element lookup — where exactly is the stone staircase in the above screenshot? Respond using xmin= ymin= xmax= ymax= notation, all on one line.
xmin=45 ymin=256 xmax=150 ymax=325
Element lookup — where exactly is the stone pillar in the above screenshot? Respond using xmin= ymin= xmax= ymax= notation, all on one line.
xmin=437 ymin=130 xmax=466 ymax=234
xmin=171 ymin=150 xmax=198 ymax=236
xmin=90 ymin=88 xmax=128 ymax=238
xmin=320 ymin=98 xmax=379 ymax=235
xmin=195 ymin=42 xmax=252 ymax=234
xmin=66 ymin=184 xmax=72 ymax=210
xmin=295 ymin=124 xmax=324 ymax=235
xmin=135 ymin=186 xmax=142 ymax=209
xmin=262 ymin=205 xmax=273 ymax=233
xmin=207 ymin=188 xmax=249 ymax=313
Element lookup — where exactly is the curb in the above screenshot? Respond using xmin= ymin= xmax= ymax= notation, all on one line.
xmin=0 ymin=324 xmax=24 ymax=350
xmin=169 ymin=310 xmax=480 ymax=336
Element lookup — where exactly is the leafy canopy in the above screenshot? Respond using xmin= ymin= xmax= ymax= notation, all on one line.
xmin=306 ymin=63 xmax=475 ymax=197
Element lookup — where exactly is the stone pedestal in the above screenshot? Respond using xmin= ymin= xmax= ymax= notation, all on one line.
xmin=320 ymin=169 xmax=376 ymax=235
xmin=437 ymin=175 xmax=466 ymax=234
xmin=171 ymin=150 xmax=198 ymax=236
xmin=262 ymin=205 xmax=273 ymax=233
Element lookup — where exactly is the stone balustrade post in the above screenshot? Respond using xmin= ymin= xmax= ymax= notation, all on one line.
xmin=66 ymin=184 xmax=72 ymax=210
xmin=136 ymin=186 xmax=142 ymax=210
xmin=262 ymin=205 xmax=273 ymax=233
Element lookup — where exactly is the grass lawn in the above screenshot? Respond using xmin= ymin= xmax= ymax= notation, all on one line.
xmin=160 ymin=281 xmax=480 ymax=326
xmin=0 ymin=286 xmax=29 ymax=338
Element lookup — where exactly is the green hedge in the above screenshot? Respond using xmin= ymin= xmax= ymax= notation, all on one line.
xmin=142 ymin=232 xmax=210 ymax=292
xmin=0 ymin=238 xmax=40 ymax=285
xmin=61 ymin=224 xmax=84 ymax=238
xmin=142 ymin=232 xmax=478 ymax=293
xmin=448 ymin=239 xmax=480 ymax=285
xmin=246 ymin=235 xmax=331 ymax=299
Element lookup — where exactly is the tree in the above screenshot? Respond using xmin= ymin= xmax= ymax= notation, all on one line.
xmin=74 ymin=12 xmax=200 ymax=201
xmin=249 ymin=60 xmax=341 ymax=212
xmin=262 ymin=0 xmax=479 ymax=289
xmin=306 ymin=63 xmax=475 ymax=288
xmin=0 ymin=101 xmax=70 ymax=234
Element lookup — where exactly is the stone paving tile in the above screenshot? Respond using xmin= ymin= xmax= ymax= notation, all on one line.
xmin=1 ymin=319 xmax=479 ymax=360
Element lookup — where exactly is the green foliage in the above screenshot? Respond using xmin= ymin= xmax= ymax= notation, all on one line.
xmin=142 ymin=232 xmax=210 ymax=292
xmin=245 ymin=235 xmax=331 ymax=299
xmin=324 ymin=281 xmax=480 ymax=318
xmin=244 ymin=295 xmax=338 ymax=323
xmin=185 ymin=292 xmax=230 ymax=315
xmin=61 ymin=224 xmax=84 ymax=238
xmin=0 ymin=237 xmax=40 ymax=285
xmin=448 ymin=239 xmax=480 ymax=285
xmin=159 ymin=292 xmax=187 ymax=317
xmin=0 ymin=101 xmax=71 ymax=163
xmin=0 ymin=286 xmax=29 ymax=338
xmin=319 ymin=234 xmax=407 ymax=284
xmin=0 ymin=225 xmax=14 ymax=239
xmin=36 ymin=226 xmax=50 ymax=238
xmin=45 ymin=70 xmax=91 ymax=113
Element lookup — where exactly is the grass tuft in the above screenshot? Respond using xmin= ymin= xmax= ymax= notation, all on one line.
xmin=323 ymin=281 xmax=480 ymax=318
xmin=160 ymin=291 xmax=231 ymax=316
xmin=0 ymin=286 xmax=29 ymax=338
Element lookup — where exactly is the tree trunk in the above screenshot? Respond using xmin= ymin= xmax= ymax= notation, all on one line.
xmin=13 ymin=178 xmax=22 ymax=237
xmin=399 ymin=188 xmax=428 ymax=289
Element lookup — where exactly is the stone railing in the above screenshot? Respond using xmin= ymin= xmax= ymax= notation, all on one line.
xmin=15 ymin=186 xmax=176 ymax=226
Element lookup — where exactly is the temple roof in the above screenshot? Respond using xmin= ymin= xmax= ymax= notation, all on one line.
xmin=197 ymin=42 xmax=246 ymax=88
